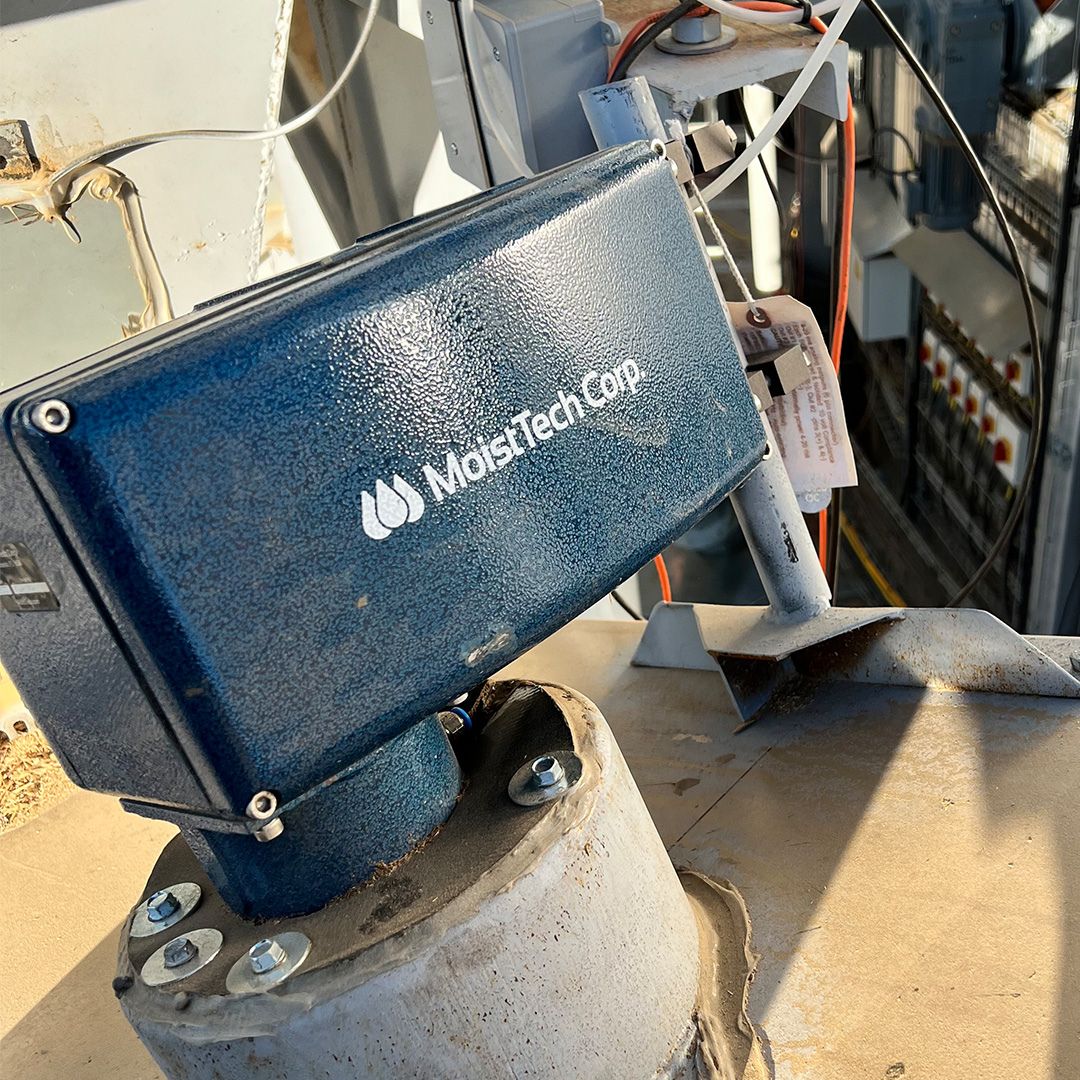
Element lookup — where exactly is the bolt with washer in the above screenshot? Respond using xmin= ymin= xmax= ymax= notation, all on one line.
xmin=249 ymin=938 xmax=287 ymax=974
xmin=146 ymin=890 xmax=181 ymax=923
xmin=163 ymin=937 xmax=199 ymax=969
xmin=30 ymin=399 xmax=72 ymax=434
xmin=531 ymin=755 xmax=565 ymax=788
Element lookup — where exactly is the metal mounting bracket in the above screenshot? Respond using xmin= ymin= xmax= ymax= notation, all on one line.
xmin=602 ymin=4 xmax=850 ymax=123
xmin=632 ymin=603 xmax=1080 ymax=725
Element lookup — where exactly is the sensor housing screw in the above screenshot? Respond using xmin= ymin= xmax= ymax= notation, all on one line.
xmin=30 ymin=399 xmax=72 ymax=434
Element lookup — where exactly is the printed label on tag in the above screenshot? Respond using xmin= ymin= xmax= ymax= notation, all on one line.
xmin=728 ymin=297 xmax=857 ymax=500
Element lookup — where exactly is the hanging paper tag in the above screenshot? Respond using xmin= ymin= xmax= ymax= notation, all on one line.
xmin=728 ymin=297 xmax=857 ymax=508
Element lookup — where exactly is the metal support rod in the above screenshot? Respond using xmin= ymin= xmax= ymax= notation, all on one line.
xmin=730 ymin=417 xmax=832 ymax=621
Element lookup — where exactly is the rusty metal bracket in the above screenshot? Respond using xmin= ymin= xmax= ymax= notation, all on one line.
xmin=632 ymin=603 xmax=1080 ymax=725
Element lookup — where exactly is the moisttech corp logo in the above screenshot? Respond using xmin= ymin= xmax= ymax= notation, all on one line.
xmin=360 ymin=360 xmax=643 ymax=540
xmin=360 ymin=475 xmax=426 ymax=540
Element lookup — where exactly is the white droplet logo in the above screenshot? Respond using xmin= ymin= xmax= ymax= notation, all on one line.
xmin=393 ymin=474 xmax=425 ymax=522
xmin=360 ymin=474 xmax=426 ymax=540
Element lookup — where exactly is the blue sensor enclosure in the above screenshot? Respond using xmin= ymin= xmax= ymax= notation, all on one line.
xmin=0 ymin=144 xmax=764 ymax=915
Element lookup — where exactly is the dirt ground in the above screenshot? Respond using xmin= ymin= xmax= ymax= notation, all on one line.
xmin=0 ymin=730 xmax=72 ymax=834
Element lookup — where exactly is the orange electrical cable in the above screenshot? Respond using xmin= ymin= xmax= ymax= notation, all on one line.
xmin=607 ymin=6 xmax=711 ymax=81
xmin=653 ymin=553 xmax=673 ymax=603
xmin=819 ymin=88 xmax=855 ymax=573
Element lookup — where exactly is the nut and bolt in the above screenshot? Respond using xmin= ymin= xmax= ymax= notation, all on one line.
xmin=249 ymin=938 xmax=287 ymax=974
xmin=247 ymin=790 xmax=284 ymax=842
xmin=449 ymin=142 xmax=459 ymax=156
xmin=492 ymin=46 xmax=501 ymax=61
xmin=425 ymin=9 xmax=433 ymax=23
xmin=163 ymin=937 xmax=199 ymax=969
xmin=672 ymin=11 xmax=722 ymax=45
xmin=530 ymin=754 xmax=565 ymax=788
xmin=30 ymin=399 xmax=72 ymax=434
xmin=508 ymin=749 xmax=581 ymax=806
xmin=440 ymin=709 xmax=467 ymax=737
xmin=146 ymin=890 xmax=181 ymax=923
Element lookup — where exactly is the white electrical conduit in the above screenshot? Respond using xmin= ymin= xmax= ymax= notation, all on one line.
xmin=702 ymin=0 xmax=845 ymax=23
xmin=459 ymin=0 xmax=533 ymax=179
xmin=744 ymin=85 xmax=783 ymax=293
xmin=696 ymin=0 xmax=860 ymax=201
xmin=45 ymin=0 xmax=382 ymax=205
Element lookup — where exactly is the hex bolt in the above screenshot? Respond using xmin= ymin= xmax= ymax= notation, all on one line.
xmin=146 ymin=889 xmax=181 ymax=923
xmin=672 ymin=11 xmax=722 ymax=45
xmin=163 ymin=937 xmax=199 ymax=969
xmin=531 ymin=754 xmax=565 ymax=788
xmin=449 ymin=142 xmax=459 ymax=156
xmin=30 ymin=399 xmax=72 ymax=434
xmin=425 ymin=9 xmax=433 ymax=23
xmin=249 ymin=938 xmax=287 ymax=974
xmin=492 ymin=46 xmax=501 ymax=61
xmin=246 ymin=790 xmax=278 ymax=820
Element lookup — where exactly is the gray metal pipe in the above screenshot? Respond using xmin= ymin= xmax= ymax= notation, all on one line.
xmin=730 ymin=416 xmax=832 ymax=620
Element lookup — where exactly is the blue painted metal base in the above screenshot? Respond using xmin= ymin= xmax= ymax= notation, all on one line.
xmin=181 ymin=716 xmax=461 ymax=919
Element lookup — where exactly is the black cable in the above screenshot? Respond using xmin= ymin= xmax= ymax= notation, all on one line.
xmin=870 ymin=126 xmax=918 ymax=177
xmin=611 ymin=590 xmax=644 ymax=621
xmin=734 ymin=91 xmax=786 ymax=226
xmin=610 ymin=0 xmax=699 ymax=82
xmin=774 ymin=137 xmax=832 ymax=164
xmin=862 ymin=0 xmax=1045 ymax=608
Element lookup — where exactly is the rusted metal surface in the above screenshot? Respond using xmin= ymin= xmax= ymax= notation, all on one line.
xmin=796 ymin=607 xmax=1080 ymax=699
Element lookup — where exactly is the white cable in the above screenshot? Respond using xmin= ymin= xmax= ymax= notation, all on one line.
xmin=696 ymin=0 xmax=860 ymax=202
xmin=702 ymin=0 xmax=844 ymax=23
xmin=458 ymin=0 xmax=532 ymax=179
xmin=48 ymin=0 xmax=381 ymax=199
xmin=687 ymin=177 xmax=758 ymax=309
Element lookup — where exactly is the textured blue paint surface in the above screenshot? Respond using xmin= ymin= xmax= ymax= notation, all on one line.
xmin=184 ymin=715 xmax=460 ymax=918
xmin=8 ymin=144 xmax=763 ymax=819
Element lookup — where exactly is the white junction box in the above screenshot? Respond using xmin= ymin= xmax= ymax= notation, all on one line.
xmin=848 ymin=175 xmax=913 ymax=343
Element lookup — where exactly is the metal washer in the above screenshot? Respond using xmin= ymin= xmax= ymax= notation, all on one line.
xmin=226 ymin=931 xmax=312 ymax=994
xmin=654 ymin=25 xmax=737 ymax=56
xmin=130 ymin=881 xmax=202 ymax=938
xmin=141 ymin=928 xmax=223 ymax=987
xmin=507 ymin=750 xmax=584 ymax=806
